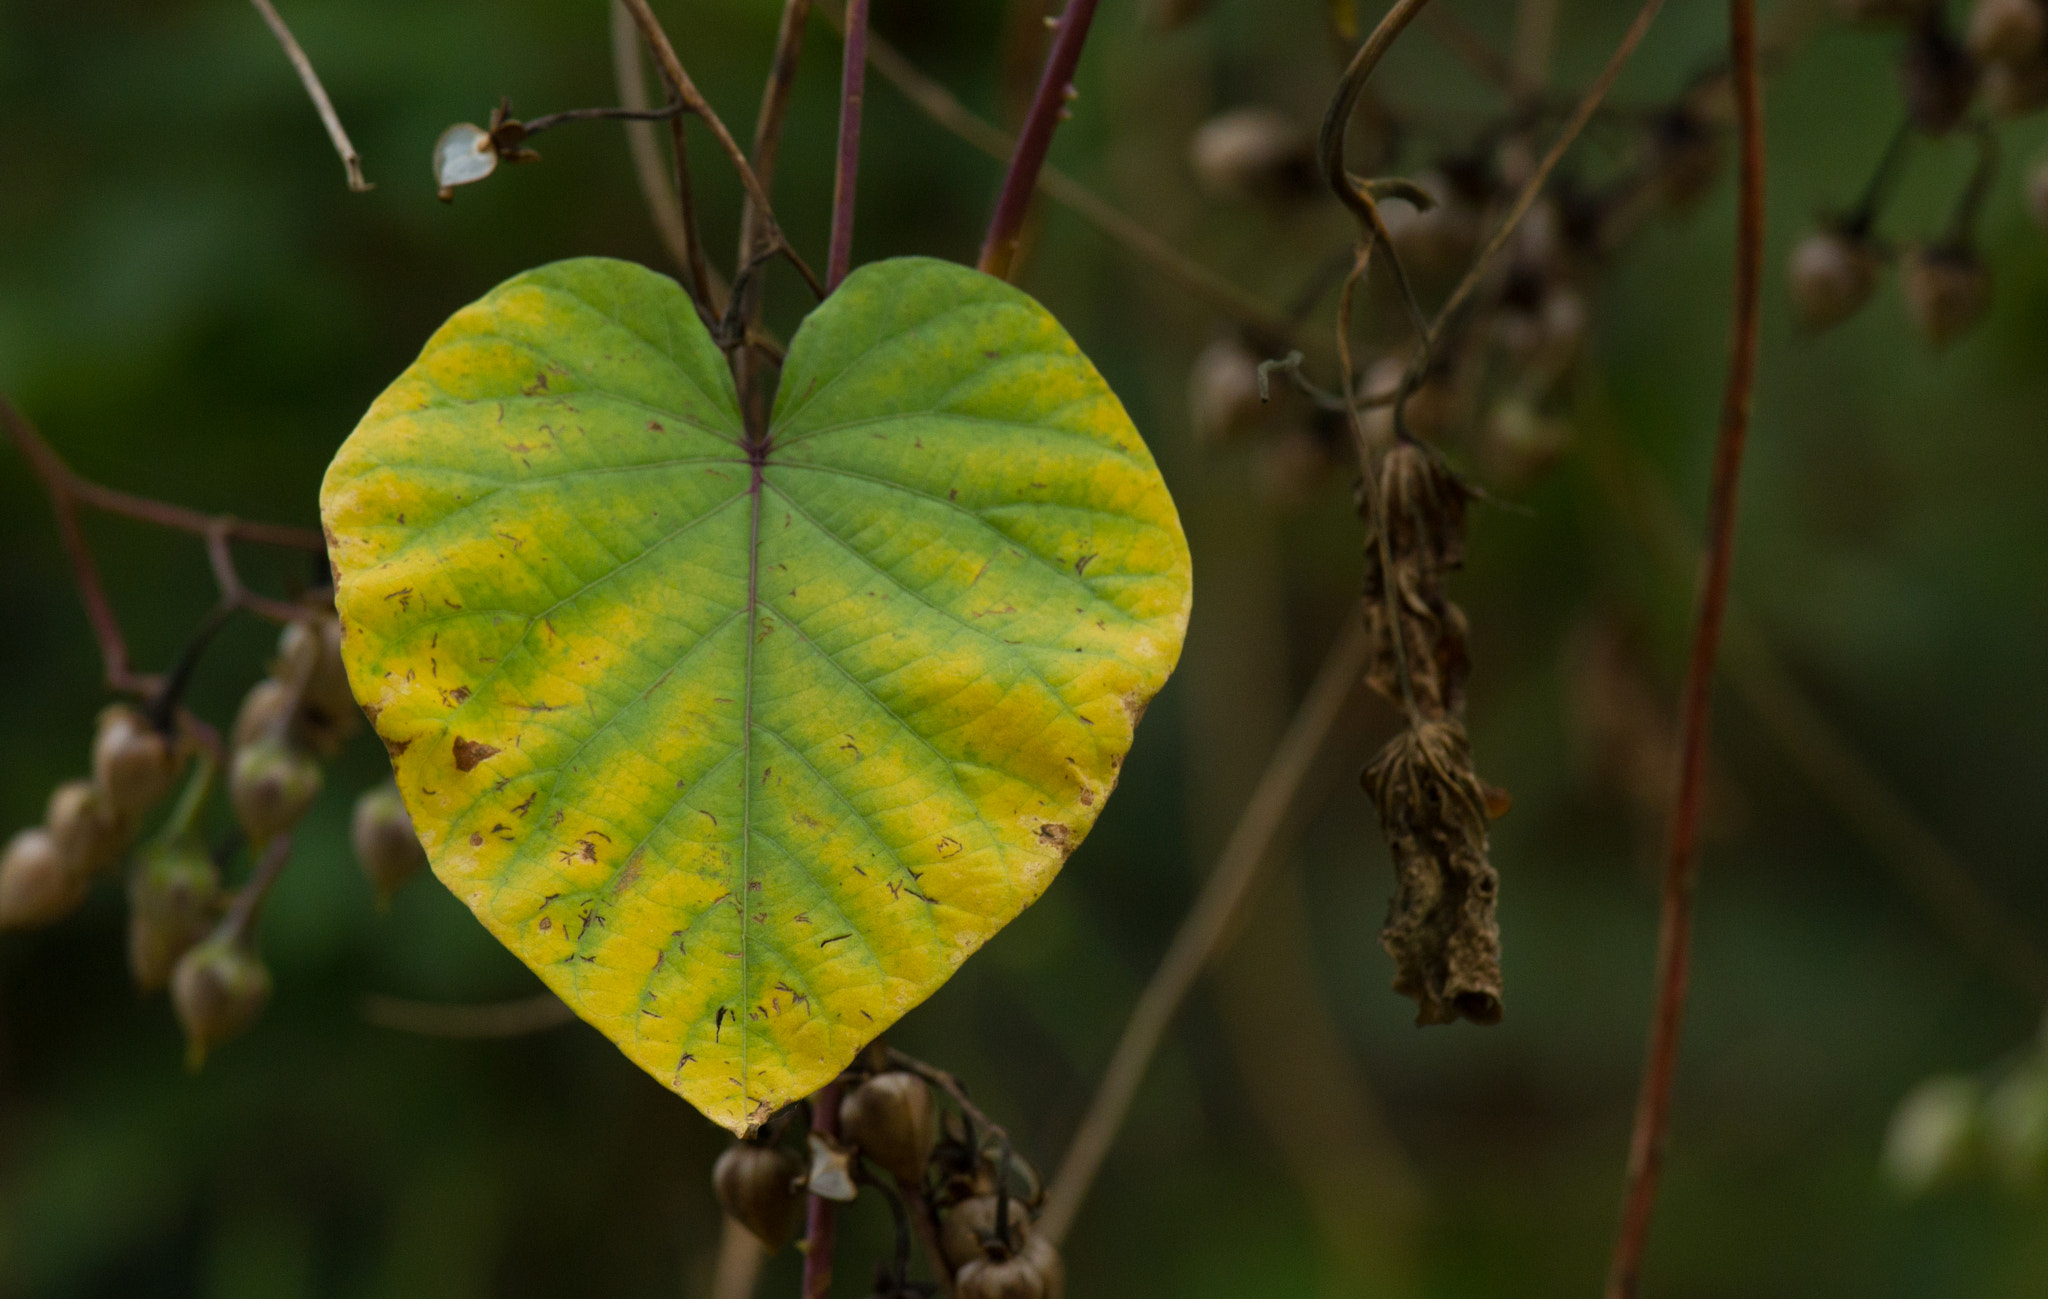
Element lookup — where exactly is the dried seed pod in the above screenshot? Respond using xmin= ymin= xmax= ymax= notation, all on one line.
xmin=45 ymin=778 xmax=128 ymax=878
xmin=230 ymin=736 xmax=324 ymax=847
xmin=0 ymin=828 xmax=90 ymax=929
xmin=1901 ymin=12 xmax=1981 ymax=133
xmin=1884 ymin=1074 xmax=1983 ymax=1195
xmin=1966 ymin=0 xmax=2048 ymax=64
xmin=1187 ymin=338 xmax=1268 ymax=445
xmin=1984 ymin=1062 xmax=2048 ymax=1188
xmin=1984 ymin=55 xmax=2048 ymax=115
xmin=279 ymin=618 xmax=361 ymax=757
xmin=351 ymin=783 xmax=426 ymax=904
xmin=2028 ymin=157 xmax=2048 ymax=227
xmin=713 ymin=1141 xmax=804 ymax=1251
xmin=1381 ymin=170 xmax=1483 ymax=277
xmin=940 ymin=1195 xmax=1034 ymax=1272
xmin=956 ymin=1235 xmax=1063 ymax=1299
xmin=1254 ymin=426 xmax=1338 ymax=508
xmin=1481 ymin=398 xmax=1571 ymax=488
xmin=1787 ymin=226 xmax=1884 ymax=331
xmin=232 ymin=678 xmax=295 ymax=751
xmin=840 ymin=1071 xmax=936 ymax=1183
xmin=93 ymin=705 xmax=180 ymax=822
xmin=1188 ymin=106 xmax=1317 ymax=206
xmin=1648 ymin=107 xmax=1724 ymax=211
xmin=128 ymin=840 xmax=224 ymax=992
xmin=1902 ymin=244 xmax=1993 ymax=348
xmin=170 ymin=929 xmax=272 ymax=1068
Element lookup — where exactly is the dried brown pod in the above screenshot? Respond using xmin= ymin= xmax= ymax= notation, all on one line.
xmin=0 ymin=828 xmax=90 ymax=930
xmin=93 ymin=705 xmax=180 ymax=822
xmin=2028 ymin=157 xmax=2048 ymax=227
xmin=171 ymin=929 xmax=272 ymax=1068
xmin=1648 ymin=106 xmax=1725 ymax=211
xmin=1787 ymin=225 xmax=1884 ymax=331
xmin=1254 ymin=425 xmax=1338 ymax=508
xmin=1187 ymin=337 xmax=1268 ymax=445
xmin=839 ymin=1070 xmax=936 ymax=1184
xmin=1983 ymin=54 xmax=2048 ymax=115
xmin=232 ymin=678 xmax=295 ymax=751
xmin=940 ymin=1194 xmax=1034 ymax=1272
xmin=1480 ymin=398 xmax=1571 ymax=488
xmin=1902 ymin=243 xmax=1993 ymax=348
xmin=713 ymin=1141 xmax=804 ymax=1251
xmin=1362 ymin=720 xmax=1503 ymax=1026
xmin=1188 ymin=106 xmax=1317 ymax=206
xmin=128 ymin=840 xmax=224 ymax=993
xmin=351 ymin=783 xmax=426 ymax=905
xmin=230 ymin=736 xmax=324 ymax=847
xmin=1901 ymin=10 xmax=1981 ymax=134
xmin=278 ymin=618 xmax=361 ymax=757
xmin=1884 ymin=1075 xmax=1983 ymax=1195
xmin=956 ymin=1234 xmax=1064 ymax=1299
xmin=1362 ymin=444 xmax=1471 ymax=717
xmin=45 ymin=778 xmax=128 ymax=878
xmin=1381 ymin=170 xmax=1484 ymax=277
xmin=1966 ymin=0 xmax=2048 ymax=65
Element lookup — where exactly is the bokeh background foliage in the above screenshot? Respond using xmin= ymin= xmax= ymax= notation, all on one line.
xmin=2 ymin=0 xmax=2046 ymax=1295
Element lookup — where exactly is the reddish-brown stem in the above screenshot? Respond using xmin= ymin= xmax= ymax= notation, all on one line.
xmin=828 ymin=0 xmax=872 ymax=290
xmin=222 ymin=833 xmax=294 ymax=944
xmin=976 ymin=0 xmax=1101 ymax=281
xmin=802 ymin=1080 xmax=842 ymax=1299
xmin=1605 ymin=2 xmax=1765 ymax=1295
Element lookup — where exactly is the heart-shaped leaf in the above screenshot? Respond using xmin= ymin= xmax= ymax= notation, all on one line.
xmin=321 ymin=256 xmax=1191 ymax=1132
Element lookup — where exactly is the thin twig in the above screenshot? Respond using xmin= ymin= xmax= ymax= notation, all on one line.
xmin=802 ymin=1079 xmax=841 ymax=1299
xmin=1038 ymin=617 xmax=1374 ymax=1244
xmin=735 ymin=0 xmax=816 ymax=365
xmin=222 ymin=833 xmax=295 ymax=943
xmin=978 ymin=0 xmax=1103 ymax=280
xmin=619 ymin=0 xmax=825 ymax=301
xmin=4 ymin=396 xmax=322 ymax=695
xmin=1414 ymin=0 xmax=1664 ymax=384
xmin=898 ymin=1178 xmax=956 ymax=1298
xmin=358 ymin=992 xmax=577 ymax=1039
xmin=247 ymin=0 xmax=370 ymax=192
xmin=1605 ymin=3 xmax=1764 ymax=1294
xmin=817 ymin=3 xmax=1302 ymax=343
xmin=611 ymin=1 xmax=691 ymax=269
xmin=828 ymin=0 xmax=872 ymax=289
xmin=1422 ymin=8 xmax=1517 ymax=92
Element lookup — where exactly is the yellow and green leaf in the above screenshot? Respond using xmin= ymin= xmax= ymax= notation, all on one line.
xmin=320 ymin=256 xmax=1192 ymax=1132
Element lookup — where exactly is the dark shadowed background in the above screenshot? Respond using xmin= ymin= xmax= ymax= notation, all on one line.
xmin=3 ymin=0 xmax=2047 ymax=1295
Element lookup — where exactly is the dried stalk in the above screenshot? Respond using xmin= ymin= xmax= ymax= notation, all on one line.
xmin=1038 ymin=618 xmax=1373 ymax=1244
xmin=1605 ymin=2 xmax=1766 ymax=1293
xmin=248 ymin=0 xmax=370 ymax=191
xmin=736 ymin=0 xmax=815 ymax=333
xmin=619 ymin=0 xmax=824 ymax=304
xmin=978 ymin=0 xmax=1102 ymax=280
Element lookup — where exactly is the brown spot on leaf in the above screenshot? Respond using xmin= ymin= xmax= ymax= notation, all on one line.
xmin=452 ymin=736 xmax=499 ymax=771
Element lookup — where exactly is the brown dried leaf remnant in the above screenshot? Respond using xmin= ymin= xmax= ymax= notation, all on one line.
xmin=1358 ymin=441 xmax=1504 ymax=1026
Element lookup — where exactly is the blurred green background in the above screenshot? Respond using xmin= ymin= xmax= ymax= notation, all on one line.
xmin=4 ymin=0 xmax=2047 ymax=1294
